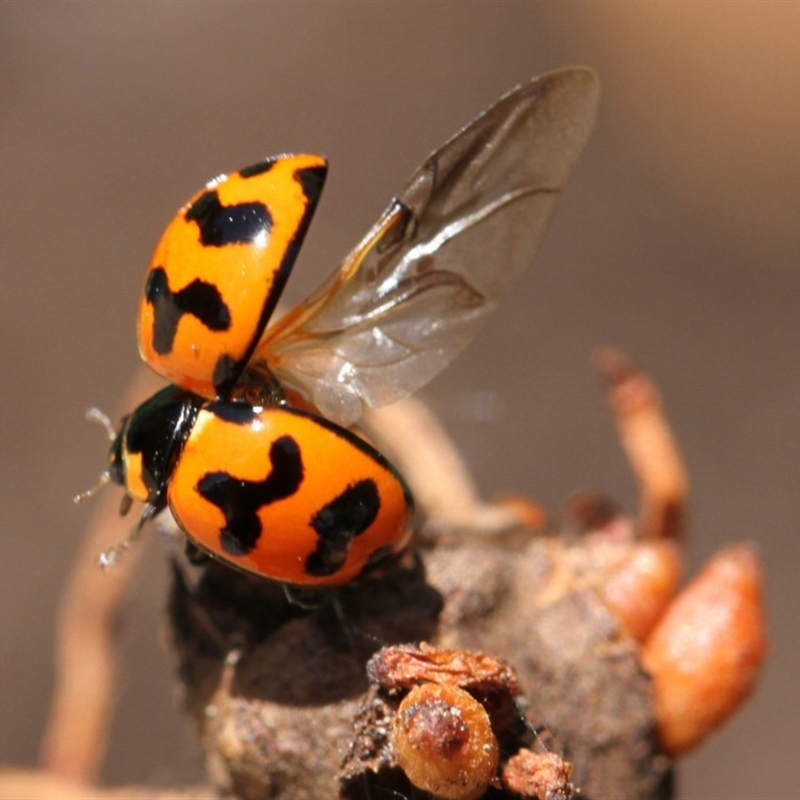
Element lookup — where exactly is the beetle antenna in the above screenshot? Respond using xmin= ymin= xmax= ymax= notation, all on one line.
xmin=85 ymin=406 xmax=117 ymax=442
xmin=74 ymin=407 xmax=118 ymax=503
xmin=73 ymin=470 xmax=111 ymax=504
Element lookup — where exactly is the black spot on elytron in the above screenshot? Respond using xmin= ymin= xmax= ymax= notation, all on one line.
xmin=145 ymin=267 xmax=231 ymax=356
xmin=185 ymin=189 xmax=272 ymax=247
xmin=305 ymin=480 xmax=381 ymax=577
xmin=197 ymin=435 xmax=303 ymax=557
xmin=239 ymin=159 xmax=278 ymax=179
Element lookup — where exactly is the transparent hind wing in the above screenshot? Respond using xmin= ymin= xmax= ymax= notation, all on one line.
xmin=255 ymin=67 xmax=600 ymax=428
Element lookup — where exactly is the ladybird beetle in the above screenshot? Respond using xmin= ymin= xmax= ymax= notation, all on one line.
xmin=86 ymin=67 xmax=599 ymax=587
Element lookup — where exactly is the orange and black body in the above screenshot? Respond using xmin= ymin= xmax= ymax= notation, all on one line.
xmin=138 ymin=154 xmax=327 ymax=400
xmin=100 ymin=68 xmax=599 ymax=589
xmin=115 ymin=154 xmax=416 ymax=586
xmin=110 ymin=387 xmax=412 ymax=586
xmin=169 ymin=402 xmax=411 ymax=585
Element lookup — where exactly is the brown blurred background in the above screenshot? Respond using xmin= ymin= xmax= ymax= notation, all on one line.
xmin=1 ymin=2 xmax=797 ymax=797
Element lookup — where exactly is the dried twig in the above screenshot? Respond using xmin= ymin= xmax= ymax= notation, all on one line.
xmin=595 ymin=346 xmax=688 ymax=541
xmin=39 ymin=370 xmax=162 ymax=784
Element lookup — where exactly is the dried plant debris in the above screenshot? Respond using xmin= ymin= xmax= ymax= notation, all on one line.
xmin=366 ymin=643 xmax=520 ymax=697
xmin=642 ymin=543 xmax=767 ymax=755
xmin=348 ymin=644 xmax=573 ymax=800
xmin=391 ymin=682 xmax=500 ymax=800
xmin=502 ymin=750 xmax=574 ymax=800
xmin=167 ymin=530 xmax=673 ymax=800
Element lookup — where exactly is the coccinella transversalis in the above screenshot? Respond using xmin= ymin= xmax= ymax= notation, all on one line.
xmin=83 ymin=68 xmax=599 ymax=587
